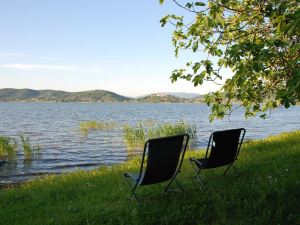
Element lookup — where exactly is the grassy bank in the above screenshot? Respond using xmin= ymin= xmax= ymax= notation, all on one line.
xmin=1 ymin=131 xmax=300 ymax=225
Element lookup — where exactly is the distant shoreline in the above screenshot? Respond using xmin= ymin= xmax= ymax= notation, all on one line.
xmin=0 ymin=101 xmax=206 ymax=104
xmin=0 ymin=88 xmax=206 ymax=103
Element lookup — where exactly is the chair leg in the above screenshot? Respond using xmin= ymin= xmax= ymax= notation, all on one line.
xmin=124 ymin=174 xmax=139 ymax=201
xmin=189 ymin=160 xmax=204 ymax=187
xmin=163 ymin=173 xmax=183 ymax=193
xmin=223 ymin=164 xmax=239 ymax=176
xmin=231 ymin=165 xmax=240 ymax=176
xmin=164 ymin=171 xmax=183 ymax=193
xmin=174 ymin=179 xmax=184 ymax=191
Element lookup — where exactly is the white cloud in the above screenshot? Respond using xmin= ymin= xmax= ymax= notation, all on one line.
xmin=0 ymin=52 xmax=30 ymax=60
xmin=0 ymin=63 xmax=78 ymax=71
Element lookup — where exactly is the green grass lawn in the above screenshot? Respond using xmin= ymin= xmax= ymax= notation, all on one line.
xmin=1 ymin=131 xmax=300 ymax=225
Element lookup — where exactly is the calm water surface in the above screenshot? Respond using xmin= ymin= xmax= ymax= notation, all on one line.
xmin=0 ymin=103 xmax=299 ymax=184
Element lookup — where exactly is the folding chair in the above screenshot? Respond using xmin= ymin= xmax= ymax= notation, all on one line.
xmin=190 ymin=128 xmax=246 ymax=185
xmin=124 ymin=134 xmax=189 ymax=201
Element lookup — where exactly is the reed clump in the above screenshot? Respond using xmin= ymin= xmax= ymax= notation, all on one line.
xmin=80 ymin=120 xmax=117 ymax=134
xmin=19 ymin=135 xmax=42 ymax=161
xmin=123 ymin=123 xmax=146 ymax=150
xmin=0 ymin=136 xmax=17 ymax=160
xmin=123 ymin=121 xmax=197 ymax=150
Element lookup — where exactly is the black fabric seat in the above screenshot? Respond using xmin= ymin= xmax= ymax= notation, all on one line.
xmin=124 ymin=134 xmax=189 ymax=201
xmin=0 ymin=160 xmax=7 ymax=167
xmin=190 ymin=128 xmax=246 ymax=185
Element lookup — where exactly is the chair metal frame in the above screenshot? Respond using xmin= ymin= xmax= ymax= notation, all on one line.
xmin=190 ymin=128 xmax=246 ymax=186
xmin=124 ymin=134 xmax=189 ymax=201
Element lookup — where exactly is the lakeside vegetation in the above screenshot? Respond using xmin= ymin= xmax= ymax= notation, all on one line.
xmin=79 ymin=121 xmax=118 ymax=135
xmin=79 ymin=120 xmax=197 ymax=150
xmin=19 ymin=135 xmax=42 ymax=161
xmin=0 ymin=135 xmax=42 ymax=161
xmin=123 ymin=121 xmax=197 ymax=150
xmin=0 ymin=136 xmax=17 ymax=160
xmin=0 ymin=131 xmax=299 ymax=225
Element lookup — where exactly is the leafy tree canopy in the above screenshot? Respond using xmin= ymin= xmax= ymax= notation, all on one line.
xmin=159 ymin=0 xmax=300 ymax=121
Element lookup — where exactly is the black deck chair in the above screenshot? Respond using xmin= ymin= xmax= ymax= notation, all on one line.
xmin=189 ymin=128 xmax=246 ymax=185
xmin=124 ymin=134 xmax=189 ymax=201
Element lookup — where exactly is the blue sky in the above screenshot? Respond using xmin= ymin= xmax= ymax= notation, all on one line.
xmin=0 ymin=0 xmax=221 ymax=97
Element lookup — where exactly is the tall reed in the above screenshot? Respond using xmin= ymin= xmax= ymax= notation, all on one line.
xmin=0 ymin=136 xmax=17 ymax=160
xmin=19 ymin=135 xmax=42 ymax=161
xmin=80 ymin=120 xmax=117 ymax=135
xmin=123 ymin=123 xmax=146 ymax=150
xmin=123 ymin=121 xmax=197 ymax=151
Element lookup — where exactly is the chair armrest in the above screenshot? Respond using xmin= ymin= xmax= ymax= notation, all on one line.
xmin=189 ymin=157 xmax=204 ymax=166
xmin=124 ymin=172 xmax=139 ymax=181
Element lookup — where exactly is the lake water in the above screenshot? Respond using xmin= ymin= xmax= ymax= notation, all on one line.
xmin=0 ymin=102 xmax=299 ymax=184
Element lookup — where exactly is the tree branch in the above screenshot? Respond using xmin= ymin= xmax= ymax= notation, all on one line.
xmin=172 ymin=0 xmax=199 ymax=14
xmin=211 ymin=0 xmax=246 ymax=13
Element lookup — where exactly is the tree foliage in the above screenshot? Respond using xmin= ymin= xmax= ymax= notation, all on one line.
xmin=160 ymin=0 xmax=300 ymax=121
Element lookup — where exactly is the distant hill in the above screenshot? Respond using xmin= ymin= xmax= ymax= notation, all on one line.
xmin=0 ymin=88 xmax=41 ymax=101
xmin=156 ymin=92 xmax=201 ymax=99
xmin=136 ymin=92 xmax=206 ymax=103
xmin=135 ymin=93 xmax=187 ymax=103
xmin=0 ymin=89 xmax=131 ymax=102
xmin=0 ymin=88 xmax=207 ymax=103
xmin=188 ymin=95 xmax=206 ymax=103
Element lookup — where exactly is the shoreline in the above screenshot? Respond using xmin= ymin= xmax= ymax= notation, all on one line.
xmin=0 ymin=101 xmax=206 ymax=104
xmin=1 ymin=130 xmax=299 ymax=189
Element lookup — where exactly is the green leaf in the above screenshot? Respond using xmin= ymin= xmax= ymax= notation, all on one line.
xmin=195 ymin=2 xmax=205 ymax=7
xmin=291 ymin=43 xmax=300 ymax=54
xmin=186 ymin=3 xmax=193 ymax=9
xmin=175 ymin=47 xmax=179 ymax=57
xmin=192 ymin=62 xmax=201 ymax=74
xmin=160 ymin=15 xmax=169 ymax=27
xmin=192 ymin=42 xmax=198 ymax=52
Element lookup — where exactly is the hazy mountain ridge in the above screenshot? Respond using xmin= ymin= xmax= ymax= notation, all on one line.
xmin=0 ymin=88 xmax=206 ymax=103
xmin=0 ymin=88 xmax=131 ymax=102
xmin=135 ymin=93 xmax=187 ymax=103
xmin=154 ymin=92 xmax=200 ymax=99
